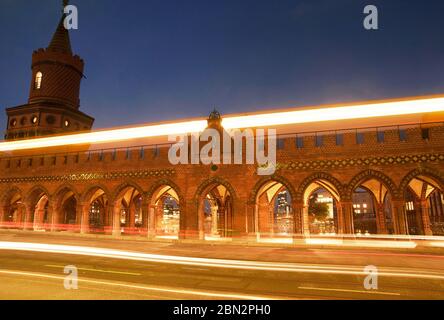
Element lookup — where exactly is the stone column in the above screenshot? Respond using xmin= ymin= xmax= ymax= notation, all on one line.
xmin=0 ymin=206 xmax=5 ymax=226
xmin=335 ymin=202 xmax=344 ymax=235
xmin=391 ymin=200 xmax=408 ymax=235
xmin=340 ymin=201 xmax=354 ymax=235
xmin=23 ymin=204 xmax=34 ymax=230
xmin=79 ymin=203 xmax=89 ymax=234
xmin=112 ymin=203 xmax=121 ymax=237
xmin=147 ymin=204 xmax=156 ymax=239
xmin=376 ymin=203 xmax=387 ymax=234
xmin=302 ymin=205 xmax=310 ymax=236
xmin=180 ymin=199 xmax=199 ymax=240
xmin=128 ymin=202 xmax=136 ymax=229
xmin=420 ymin=199 xmax=433 ymax=236
xmin=140 ymin=198 xmax=149 ymax=237
xmin=211 ymin=206 xmax=219 ymax=235
xmin=46 ymin=202 xmax=56 ymax=232
xmin=35 ymin=208 xmax=45 ymax=231
xmin=292 ymin=202 xmax=304 ymax=240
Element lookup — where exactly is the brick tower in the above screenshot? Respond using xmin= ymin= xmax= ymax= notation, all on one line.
xmin=4 ymin=1 xmax=94 ymax=140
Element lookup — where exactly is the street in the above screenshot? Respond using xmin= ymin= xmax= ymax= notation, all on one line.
xmin=0 ymin=232 xmax=443 ymax=299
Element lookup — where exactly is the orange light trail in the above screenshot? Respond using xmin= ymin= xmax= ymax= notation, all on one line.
xmin=0 ymin=96 xmax=444 ymax=151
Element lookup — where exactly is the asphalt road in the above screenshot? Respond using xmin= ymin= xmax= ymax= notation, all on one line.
xmin=0 ymin=232 xmax=443 ymax=300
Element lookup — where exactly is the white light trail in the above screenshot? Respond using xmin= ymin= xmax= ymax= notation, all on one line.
xmin=222 ymin=96 xmax=444 ymax=129
xmin=0 ymin=242 xmax=443 ymax=281
xmin=1 ymin=96 xmax=444 ymax=151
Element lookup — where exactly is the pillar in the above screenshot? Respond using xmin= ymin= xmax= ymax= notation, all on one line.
xmin=391 ymin=200 xmax=408 ymax=235
xmin=47 ymin=202 xmax=57 ymax=232
xmin=23 ymin=204 xmax=34 ymax=230
xmin=292 ymin=202 xmax=304 ymax=240
xmin=128 ymin=202 xmax=136 ymax=229
xmin=340 ymin=201 xmax=354 ymax=235
xmin=147 ymin=204 xmax=156 ymax=239
xmin=112 ymin=203 xmax=121 ymax=237
xmin=376 ymin=203 xmax=387 ymax=234
xmin=420 ymin=199 xmax=433 ymax=236
xmin=302 ymin=205 xmax=310 ymax=236
xmin=230 ymin=199 xmax=247 ymax=239
xmin=0 ymin=206 xmax=6 ymax=227
xmin=180 ymin=199 xmax=199 ymax=240
xmin=335 ymin=202 xmax=345 ymax=235
xmin=79 ymin=203 xmax=89 ymax=234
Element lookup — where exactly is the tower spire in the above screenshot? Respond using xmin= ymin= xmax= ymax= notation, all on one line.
xmin=48 ymin=0 xmax=72 ymax=54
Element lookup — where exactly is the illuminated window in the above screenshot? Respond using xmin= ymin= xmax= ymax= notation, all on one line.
xmin=35 ymin=72 xmax=43 ymax=89
xmin=64 ymin=120 xmax=70 ymax=127
xmin=363 ymin=203 xmax=367 ymax=208
xmin=31 ymin=116 xmax=38 ymax=124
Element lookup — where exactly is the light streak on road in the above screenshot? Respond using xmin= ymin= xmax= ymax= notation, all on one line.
xmin=0 ymin=269 xmax=275 ymax=300
xmin=1 ymin=241 xmax=444 ymax=281
xmin=298 ymin=286 xmax=401 ymax=296
xmin=45 ymin=264 xmax=142 ymax=276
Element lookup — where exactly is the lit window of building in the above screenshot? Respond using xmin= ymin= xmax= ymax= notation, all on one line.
xmin=35 ymin=72 xmax=43 ymax=89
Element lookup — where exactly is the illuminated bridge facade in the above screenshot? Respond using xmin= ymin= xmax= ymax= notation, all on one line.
xmin=1 ymin=4 xmax=444 ymax=241
xmin=1 ymin=115 xmax=444 ymax=240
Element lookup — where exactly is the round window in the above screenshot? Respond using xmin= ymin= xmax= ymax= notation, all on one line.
xmin=64 ymin=120 xmax=70 ymax=127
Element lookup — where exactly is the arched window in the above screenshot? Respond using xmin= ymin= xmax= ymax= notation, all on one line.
xmin=35 ymin=72 xmax=43 ymax=89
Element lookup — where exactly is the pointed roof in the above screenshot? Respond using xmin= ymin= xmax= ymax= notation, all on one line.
xmin=47 ymin=3 xmax=72 ymax=54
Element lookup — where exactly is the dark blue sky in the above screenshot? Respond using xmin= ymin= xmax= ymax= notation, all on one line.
xmin=1 ymin=0 xmax=444 ymax=132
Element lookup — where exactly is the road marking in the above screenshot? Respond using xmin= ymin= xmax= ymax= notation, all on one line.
xmin=299 ymin=286 xmax=401 ymax=296
xmin=0 ymin=269 xmax=280 ymax=300
xmin=181 ymin=267 xmax=208 ymax=272
xmin=44 ymin=265 xmax=141 ymax=276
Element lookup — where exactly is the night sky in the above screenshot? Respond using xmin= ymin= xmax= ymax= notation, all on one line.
xmin=1 ymin=0 xmax=443 ymax=134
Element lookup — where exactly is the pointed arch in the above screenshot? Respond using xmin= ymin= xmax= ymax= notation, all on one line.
xmin=399 ymin=167 xmax=444 ymax=197
xmin=80 ymin=184 xmax=111 ymax=204
xmin=346 ymin=169 xmax=399 ymax=200
xmin=147 ymin=179 xmax=184 ymax=205
xmin=25 ymin=185 xmax=51 ymax=205
xmin=249 ymin=174 xmax=296 ymax=204
xmin=296 ymin=172 xmax=344 ymax=203
xmin=194 ymin=177 xmax=238 ymax=202
xmin=112 ymin=181 xmax=145 ymax=203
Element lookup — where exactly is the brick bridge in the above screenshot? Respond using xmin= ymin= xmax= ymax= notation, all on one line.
xmin=1 ymin=110 xmax=444 ymax=241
